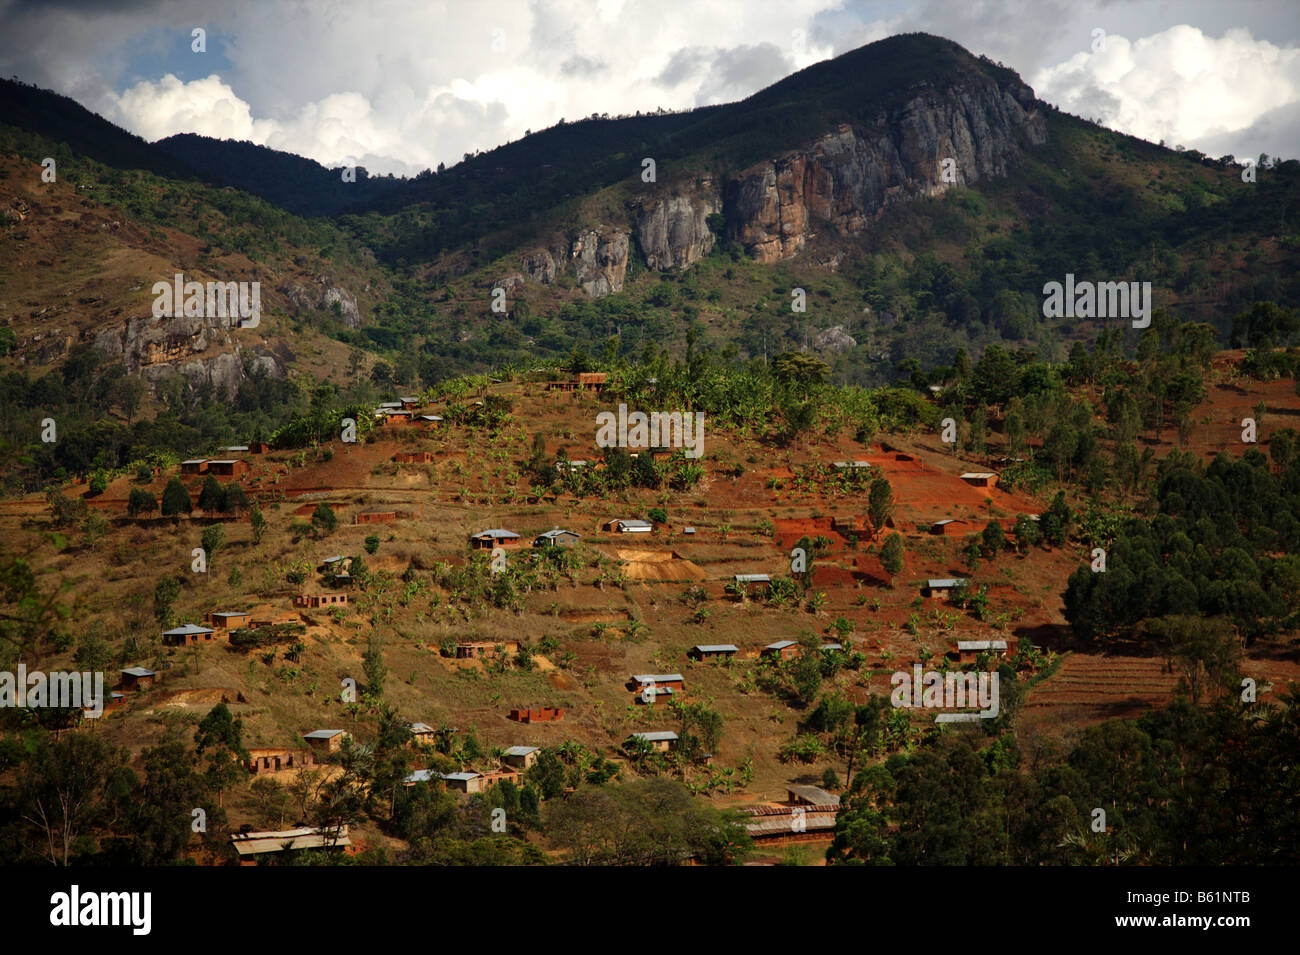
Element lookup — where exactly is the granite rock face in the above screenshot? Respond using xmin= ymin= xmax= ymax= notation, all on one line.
xmin=632 ymin=193 xmax=720 ymax=271
xmin=570 ymin=230 xmax=630 ymax=297
xmin=722 ymin=81 xmax=1046 ymax=261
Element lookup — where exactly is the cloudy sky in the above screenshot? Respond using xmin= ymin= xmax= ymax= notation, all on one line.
xmin=1 ymin=0 xmax=1297 ymax=176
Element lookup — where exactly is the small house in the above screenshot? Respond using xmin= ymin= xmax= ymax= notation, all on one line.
xmin=120 ymin=667 xmax=156 ymax=691
xmin=441 ymin=771 xmax=484 ymax=794
xmin=922 ymin=578 xmax=968 ymax=600
xmin=534 ymin=528 xmax=581 ymax=548
xmin=762 ymin=640 xmax=800 ymax=661
xmin=629 ymin=730 xmax=678 ymax=753
xmin=455 ymin=640 xmax=519 ymax=659
xmin=501 ymin=745 xmax=539 ymax=770
xmin=207 ymin=459 xmax=249 ymax=478
xmin=180 ymin=459 xmax=208 ymax=475
xmin=303 ymin=729 xmax=346 ymax=755
xmin=960 ymin=472 xmax=999 ymax=488
xmin=604 ymin=518 xmax=653 ymax=534
xmin=469 ymin=528 xmax=522 ymax=550
xmin=408 ymin=722 xmax=436 ymax=746
xmin=394 ymin=451 xmax=434 ymax=464
xmin=221 ymin=445 xmax=250 ymax=454
xmin=629 ymin=673 xmax=685 ymax=693
xmin=295 ymin=593 xmax=348 ymax=609
xmin=398 ymin=396 xmax=421 ymax=410
xmin=247 ymin=747 xmax=306 ymax=774
xmin=636 ymin=686 xmax=674 ymax=704
xmin=954 ymin=639 xmax=1010 ymax=665
xmin=733 ymin=573 xmax=771 ymax=596
xmin=688 ymin=644 xmax=739 ymax=661
xmin=205 ymin=611 xmax=251 ymax=630
xmin=930 ymin=519 xmax=967 ymax=536
xmin=162 ymin=623 xmax=216 ymax=646
xmin=507 ymin=706 xmax=564 ymax=723
xmin=415 ymin=414 xmax=443 ymax=428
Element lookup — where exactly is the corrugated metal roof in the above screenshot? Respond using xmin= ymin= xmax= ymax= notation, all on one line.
xmin=787 ymin=785 xmax=841 ymax=806
xmin=303 ymin=729 xmax=343 ymax=739
xmin=121 ymin=667 xmax=155 ymax=677
xmin=472 ymin=529 xmax=520 ymax=538
xmin=632 ymin=673 xmax=683 ymax=683
xmin=926 ymin=578 xmax=968 ymax=588
xmin=734 ymin=573 xmax=770 ymax=583
xmin=693 ymin=644 xmax=739 ymax=653
xmin=230 ymin=826 xmax=351 ymax=855
xmin=632 ymin=731 xmax=678 ymax=742
xmin=956 ymin=640 xmax=1007 ymax=651
xmin=163 ymin=623 xmax=213 ymax=634
xmin=765 ymin=640 xmax=797 ymax=650
xmin=503 ymin=745 xmax=538 ymax=756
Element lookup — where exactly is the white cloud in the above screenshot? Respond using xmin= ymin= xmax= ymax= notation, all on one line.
xmin=1032 ymin=25 xmax=1300 ymax=157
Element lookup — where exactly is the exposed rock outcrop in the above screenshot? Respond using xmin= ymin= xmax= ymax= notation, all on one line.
xmin=632 ymin=193 xmax=720 ymax=271
xmin=279 ymin=274 xmax=363 ymax=328
xmin=723 ymin=81 xmax=1046 ymax=261
xmin=570 ymin=230 xmax=629 ymax=297
xmin=814 ymin=325 xmax=858 ymax=353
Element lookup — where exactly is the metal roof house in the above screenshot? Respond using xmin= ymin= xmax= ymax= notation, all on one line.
xmin=303 ymin=729 xmax=347 ymax=754
xmin=762 ymin=639 xmax=800 ymax=661
xmin=470 ymin=528 xmax=523 ymax=549
xmin=120 ymin=667 xmax=156 ymax=691
xmin=534 ymin=528 xmax=581 ymax=548
xmin=502 ymin=745 xmax=540 ymax=769
xmin=604 ymin=518 xmax=653 ymax=533
xmin=162 ymin=623 xmax=215 ymax=646
xmin=689 ymin=644 xmax=739 ymax=660
xmin=922 ymin=578 xmax=968 ymax=598
xmin=629 ymin=730 xmax=679 ymax=752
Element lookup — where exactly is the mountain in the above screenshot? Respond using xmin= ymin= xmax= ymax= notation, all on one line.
xmin=154 ymin=133 xmax=403 ymax=217
xmin=1 ymin=32 xmax=1297 ymax=441
xmin=0 ymin=77 xmax=195 ymax=179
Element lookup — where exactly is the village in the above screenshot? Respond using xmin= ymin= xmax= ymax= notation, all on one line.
xmin=39 ymin=364 xmax=1090 ymax=864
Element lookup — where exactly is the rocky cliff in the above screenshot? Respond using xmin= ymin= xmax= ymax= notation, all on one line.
xmin=723 ymin=81 xmax=1046 ymax=261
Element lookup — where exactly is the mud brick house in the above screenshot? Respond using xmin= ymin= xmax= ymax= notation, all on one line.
xmin=604 ymin=518 xmax=653 ymax=534
xmin=205 ymin=611 xmax=251 ymax=630
xmin=355 ymin=508 xmax=399 ymax=525
xmin=762 ymin=640 xmax=801 ymax=661
xmin=960 ymin=472 xmax=999 ymax=488
xmin=546 ymin=371 xmax=608 ymax=392
xmin=930 ymin=519 xmax=967 ymax=536
xmin=922 ymin=578 xmax=968 ymax=600
xmin=456 ymin=640 xmax=519 ymax=659
xmin=733 ymin=573 xmax=771 ymax=596
xmin=207 ymin=459 xmax=250 ymax=477
xmin=534 ymin=528 xmax=581 ymax=548
xmin=501 ymin=745 xmax=540 ymax=770
xmin=831 ymin=515 xmax=866 ymax=535
xmin=231 ymin=826 xmax=350 ymax=861
xmin=440 ymin=771 xmax=484 ymax=793
xmin=469 ymin=528 xmax=522 ymax=549
xmin=394 ymin=451 xmax=434 ymax=464
xmin=508 ymin=706 xmax=564 ymax=723
xmin=398 ymin=396 xmax=421 ymax=410
xmin=408 ymin=721 xmax=436 ymax=746
xmin=180 ymin=459 xmax=208 ymax=475
xmin=689 ymin=644 xmax=739 ymax=661
xmin=629 ymin=673 xmax=684 ymax=693
xmin=480 ymin=768 xmax=521 ymax=789
xmin=295 ymin=593 xmax=348 ymax=609
xmin=247 ymin=747 xmax=308 ymax=775
xmin=303 ymin=729 xmax=347 ymax=755
xmin=415 ymin=414 xmax=443 ymax=428
xmin=379 ymin=409 xmax=413 ymax=425
xmin=120 ymin=667 xmax=156 ymax=691
xmin=952 ymin=639 xmax=1013 ymax=665
xmin=629 ymin=730 xmax=678 ymax=753
xmin=162 ymin=623 xmax=216 ymax=646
